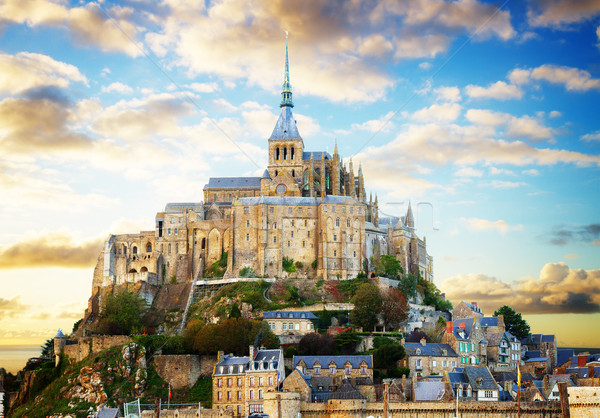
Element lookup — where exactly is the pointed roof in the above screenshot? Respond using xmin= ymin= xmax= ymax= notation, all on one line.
xmin=329 ymin=379 xmax=366 ymax=400
xmin=405 ymin=201 xmax=414 ymax=228
xmin=261 ymin=169 xmax=271 ymax=179
xmin=280 ymin=33 xmax=293 ymax=108
xmin=54 ymin=328 xmax=65 ymax=338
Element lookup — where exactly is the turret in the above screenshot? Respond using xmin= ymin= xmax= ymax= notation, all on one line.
xmin=332 ymin=140 xmax=339 ymax=195
xmin=374 ymin=194 xmax=379 ymax=227
xmin=358 ymin=162 xmax=365 ymax=202
xmin=53 ymin=328 xmax=66 ymax=367
xmin=309 ymin=153 xmax=315 ymax=197
xmin=349 ymin=159 xmax=356 ymax=198
xmin=405 ymin=201 xmax=415 ymax=229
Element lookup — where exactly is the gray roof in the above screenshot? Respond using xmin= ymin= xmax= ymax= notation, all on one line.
xmin=54 ymin=328 xmax=65 ymax=338
xmin=253 ymin=349 xmax=282 ymax=363
xmin=269 ymin=106 xmax=301 ymax=140
xmin=204 ymin=177 xmax=262 ymax=189
xmin=97 ymin=407 xmax=122 ymax=418
xmin=541 ymin=335 xmax=555 ymax=343
xmin=237 ymin=195 xmax=362 ymax=207
xmin=460 ymin=301 xmax=483 ymax=314
xmin=414 ymin=381 xmax=446 ymax=401
xmin=450 ymin=316 xmax=499 ymax=340
xmin=524 ymin=350 xmax=541 ymax=359
xmin=463 ymin=366 xmax=498 ymax=391
xmin=525 ymin=357 xmax=550 ymax=363
xmin=557 ymin=349 xmax=574 ymax=366
xmin=164 ymin=202 xmax=204 ymax=213
xmin=303 ymin=151 xmax=331 ymax=161
xmin=329 ymin=379 xmax=365 ymax=400
xmin=565 ymin=366 xmax=600 ymax=378
xmin=311 ymin=376 xmax=333 ymax=389
xmin=487 ymin=331 xmax=519 ymax=347
xmin=261 ymin=169 xmax=271 ymax=179
xmin=263 ymin=311 xmax=318 ymax=320
xmin=294 ymin=355 xmax=372 ymax=369
xmin=404 ymin=343 xmax=458 ymax=357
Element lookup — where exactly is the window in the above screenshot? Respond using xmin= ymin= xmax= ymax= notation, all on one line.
xmin=218 ymin=379 xmax=222 ymax=387
xmin=333 ymin=250 xmax=337 ymax=257
xmin=302 ymin=241 xmax=305 ymax=247
xmin=432 ymin=360 xmax=437 ymax=367
xmin=304 ymin=219 xmax=307 ymax=227
xmin=485 ymin=390 xmax=493 ymax=398
xmin=168 ymin=244 xmax=171 ymax=254
xmin=314 ymin=366 xmax=320 ymax=375
xmin=291 ymin=231 xmax=294 ymax=238
xmin=361 ymin=366 xmax=367 ymax=375
xmin=332 ymin=206 xmax=336 ymax=213
xmin=273 ymin=223 xmax=277 ymax=229
xmin=291 ymin=220 xmax=295 ymax=227
xmin=237 ymin=377 xmax=242 ymax=386
xmin=146 ymin=244 xmax=152 ymax=252
xmin=259 ymin=389 xmax=263 ymax=399
xmin=452 ymin=361 xmax=456 ymax=367
xmin=228 ymin=193 xmax=232 ymax=201
xmin=213 ymin=194 xmax=217 ymax=202
xmin=244 ymin=207 xmax=249 ymax=214
xmin=249 ymin=377 xmax=254 ymax=386
xmin=273 ymin=236 xmax=277 ymax=243
xmin=347 ymin=219 xmax=350 ymax=227
xmin=308 ymin=231 xmax=310 ymax=238
xmin=350 ymin=235 xmax=353 ymax=242
xmin=227 ymin=378 xmax=232 ymax=387
xmin=283 ymin=323 xmax=287 ymax=330
xmin=217 ymin=391 xmax=222 ymax=400
xmin=353 ymin=251 xmax=356 ymax=257
xmin=249 ymin=390 xmax=254 ymax=400
xmin=168 ymin=228 xmax=172 ymax=236
xmin=246 ymin=220 xmax=250 ymax=227
xmin=246 ymin=234 xmax=249 ymax=241
xmin=336 ymin=218 xmax=340 ymax=227
xmin=350 ymin=207 xmax=354 ymax=214
xmin=269 ymin=376 xmax=273 ymax=385
xmin=324 ymin=205 xmax=327 ymax=212
xmin=330 ymin=366 xmax=336 ymax=374
xmin=288 ymin=208 xmax=293 ymax=214
xmin=287 ymin=241 xmax=290 ymax=247
xmin=227 ymin=391 xmax=231 ymax=400
xmin=333 ymin=234 xmax=337 ymax=242
xmin=259 ymin=377 xmax=263 ymax=386
xmin=270 ymin=207 xmax=274 ymax=213
xmin=289 ymin=322 xmax=293 ymax=330
xmin=295 ymin=323 xmax=300 ymax=330
xmin=237 ymin=391 xmax=241 ymax=400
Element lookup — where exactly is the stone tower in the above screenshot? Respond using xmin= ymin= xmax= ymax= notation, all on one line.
xmin=53 ymin=328 xmax=66 ymax=367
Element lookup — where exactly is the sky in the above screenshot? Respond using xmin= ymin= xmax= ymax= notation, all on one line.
xmin=0 ymin=0 xmax=599 ymax=368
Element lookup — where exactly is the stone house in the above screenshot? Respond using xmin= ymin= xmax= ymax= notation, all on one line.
xmin=521 ymin=334 xmax=557 ymax=369
xmin=281 ymin=368 xmax=312 ymax=402
xmin=293 ymin=355 xmax=373 ymax=379
xmin=523 ymin=355 xmax=552 ymax=374
xmin=263 ymin=311 xmax=317 ymax=344
xmin=441 ymin=318 xmax=489 ymax=366
xmin=486 ymin=331 xmax=521 ymax=372
xmin=446 ymin=366 xmax=499 ymax=401
xmin=212 ymin=346 xmax=285 ymax=417
xmin=400 ymin=339 xmax=458 ymax=377
xmin=540 ymin=374 xmax=574 ymax=401
xmin=452 ymin=301 xmax=484 ymax=320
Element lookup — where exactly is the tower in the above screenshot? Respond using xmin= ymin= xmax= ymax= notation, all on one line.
xmin=405 ymin=201 xmax=415 ymax=229
xmin=267 ymin=33 xmax=304 ymax=186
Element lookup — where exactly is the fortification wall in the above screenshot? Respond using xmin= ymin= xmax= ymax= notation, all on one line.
xmin=153 ymin=355 xmax=201 ymax=389
xmin=62 ymin=336 xmax=132 ymax=363
xmin=568 ymin=386 xmax=600 ymax=418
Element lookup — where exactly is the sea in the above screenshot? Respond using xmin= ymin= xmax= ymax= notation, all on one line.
xmin=0 ymin=344 xmax=42 ymax=374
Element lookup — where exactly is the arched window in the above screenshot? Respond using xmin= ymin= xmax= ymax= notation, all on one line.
xmin=123 ymin=245 xmax=127 ymax=255
xmin=275 ymin=146 xmax=280 ymax=160
xmin=283 ymin=147 xmax=287 ymax=160
xmin=292 ymin=169 xmax=295 ymax=177
xmin=132 ymin=246 xmax=138 ymax=254
xmin=201 ymin=237 xmax=206 ymax=249
xmin=146 ymin=243 xmax=152 ymax=252
xmin=336 ymin=218 xmax=340 ymax=227
xmin=347 ymin=219 xmax=350 ymax=227
xmin=129 ymin=268 xmax=137 ymax=273
xmin=140 ymin=266 xmax=148 ymax=272
xmin=275 ymin=170 xmax=278 ymax=177
xmin=291 ymin=146 xmax=295 ymax=160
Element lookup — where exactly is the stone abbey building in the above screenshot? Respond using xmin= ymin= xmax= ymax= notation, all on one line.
xmin=91 ymin=40 xmax=433 ymax=294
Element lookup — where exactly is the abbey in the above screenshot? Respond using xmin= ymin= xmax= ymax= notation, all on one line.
xmin=91 ymin=40 xmax=433 ymax=294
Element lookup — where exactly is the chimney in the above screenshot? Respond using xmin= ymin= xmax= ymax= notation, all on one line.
xmin=249 ymin=345 xmax=255 ymax=360
xmin=578 ymin=355 xmax=587 ymax=367
xmin=420 ymin=338 xmax=426 ymax=346
xmin=446 ymin=321 xmax=453 ymax=334
xmin=543 ymin=374 xmax=549 ymax=390
xmin=217 ymin=351 xmax=224 ymax=363
xmin=588 ymin=365 xmax=595 ymax=378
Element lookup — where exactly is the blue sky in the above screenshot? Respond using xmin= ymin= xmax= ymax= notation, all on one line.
xmin=0 ymin=0 xmax=599 ymax=355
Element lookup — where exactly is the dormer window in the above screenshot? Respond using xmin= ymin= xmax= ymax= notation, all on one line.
xmin=314 ymin=366 xmax=320 ymax=375
xmin=416 ymin=348 xmax=421 ymax=355
xmin=276 ymin=313 xmax=281 ymax=318
xmin=289 ymin=313 xmax=293 ymax=318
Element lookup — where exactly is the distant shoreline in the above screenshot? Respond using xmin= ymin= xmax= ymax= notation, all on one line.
xmin=0 ymin=344 xmax=42 ymax=374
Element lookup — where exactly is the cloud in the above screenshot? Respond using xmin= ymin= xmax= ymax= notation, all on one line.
xmin=0 ymin=0 xmax=142 ymax=56
xmin=0 ymin=296 xmax=29 ymax=320
xmin=0 ymin=233 xmax=104 ymax=269
xmin=485 ymin=180 xmax=527 ymax=189
xmin=564 ymin=253 xmax=579 ymax=260
xmin=581 ymin=131 xmax=600 ymax=142
xmin=440 ymin=263 xmax=600 ymax=314
xmin=188 ymin=82 xmax=219 ymax=93
xmin=465 ymin=81 xmax=523 ymax=100
xmin=435 ymin=86 xmax=461 ymax=102
xmin=101 ymin=82 xmax=133 ymax=95
xmin=489 ymin=167 xmax=515 ymax=176
xmin=465 ymin=109 xmax=555 ymax=141
xmin=544 ymin=223 xmax=600 ymax=246
xmin=0 ymin=51 xmax=87 ymax=95
xmin=460 ymin=217 xmax=522 ymax=234
xmin=455 ymin=167 xmax=483 ymax=177
xmin=528 ymin=0 xmax=600 ymax=27
xmin=412 ymin=103 xmax=461 ymax=123
xmin=351 ymin=111 xmax=396 ymax=133
xmin=509 ymin=65 xmax=600 ymax=92
xmin=549 ymin=110 xmax=562 ymax=118
xmin=522 ymin=168 xmax=539 ymax=176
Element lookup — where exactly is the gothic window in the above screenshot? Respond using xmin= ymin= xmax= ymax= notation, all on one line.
xmin=292 ymin=169 xmax=295 ymax=177
xmin=336 ymin=218 xmax=340 ymax=227
xmin=276 ymin=184 xmax=286 ymax=195
xmin=291 ymin=146 xmax=295 ymax=160
xmin=275 ymin=146 xmax=280 ymax=160
xmin=201 ymin=238 xmax=206 ymax=249
xmin=275 ymin=170 xmax=279 ymax=176
xmin=146 ymin=243 xmax=152 ymax=252
xmin=347 ymin=219 xmax=350 ymax=227
xmin=283 ymin=147 xmax=287 ymax=160
xmin=132 ymin=246 xmax=138 ymax=254
xmin=123 ymin=245 xmax=127 ymax=255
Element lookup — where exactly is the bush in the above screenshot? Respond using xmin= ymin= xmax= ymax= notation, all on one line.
xmin=284 ymin=346 xmax=298 ymax=358
xmin=294 ymin=261 xmax=303 ymax=269
xmin=373 ymin=344 xmax=405 ymax=369
xmin=97 ymin=290 xmax=148 ymax=335
xmin=282 ymin=257 xmax=296 ymax=273
xmin=239 ymin=266 xmax=255 ymax=277
xmin=388 ymin=367 xmax=410 ymax=378
xmin=311 ymin=259 xmax=318 ymax=269
xmin=373 ymin=336 xmax=397 ymax=349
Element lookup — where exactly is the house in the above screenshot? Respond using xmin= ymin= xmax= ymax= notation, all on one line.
xmin=523 ymin=355 xmax=552 ymax=374
xmin=540 ymin=374 xmax=574 ymax=400
xmin=452 ymin=301 xmax=484 ymax=320
xmin=293 ymin=355 xmax=373 ymax=379
xmin=400 ymin=339 xmax=459 ymax=377
xmin=263 ymin=311 xmax=317 ymax=343
xmin=556 ymin=348 xmax=575 ymax=369
xmin=212 ymin=346 xmax=285 ymax=417
xmin=441 ymin=317 xmax=498 ymax=366
xmin=486 ymin=331 xmax=521 ymax=372
xmin=446 ymin=366 xmax=500 ymax=401
xmin=281 ymin=368 xmax=312 ymax=402
xmin=514 ymin=382 xmax=545 ymax=402
xmin=521 ymin=334 xmax=557 ymax=369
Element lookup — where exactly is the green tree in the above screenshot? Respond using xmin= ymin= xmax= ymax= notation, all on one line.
xmin=229 ymin=303 xmax=241 ymax=318
xmin=493 ymin=305 xmax=530 ymax=340
xmin=379 ymin=254 xmax=403 ymax=278
xmin=297 ymin=332 xmax=335 ymax=355
xmin=98 ymin=290 xmax=148 ymax=335
xmin=40 ymin=338 xmax=53 ymax=357
xmin=399 ymin=273 xmax=418 ymax=299
xmin=373 ymin=344 xmax=405 ymax=370
xmin=334 ymin=331 xmax=361 ymax=355
xmin=350 ymin=283 xmax=382 ymax=331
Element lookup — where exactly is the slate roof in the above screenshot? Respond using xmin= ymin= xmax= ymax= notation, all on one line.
xmin=463 ymin=366 xmax=498 ymax=391
xmin=524 ymin=350 xmax=541 ymax=359
xmin=237 ymin=195 xmax=361 ymax=207
xmin=294 ymin=355 xmax=372 ymax=369
xmin=565 ymin=366 xmax=600 ymax=378
xmin=328 ymin=379 xmax=365 ymax=400
xmin=414 ymin=381 xmax=446 ymax=401
xmin=525 ymin=357 xmax=550 ymax=363
xmin=450 ymin=317 xmax=498 ymax=340
xmin=263 ymin=311 xmax=318 ymax=320
xmin=556 ymin=348 xmax=574 ymax=366
xmin=403 ymin=343 xmax=458 ymax=357
xmin=164 ymin=202 xmax=203 ymax=213
xmin=204 ymin=177 xmax=262 ymax=189
xmin=521 ymin=333 xmax=554 ymax=346
xmin=310 ymin=376 xmax=333 ymax=389
xmin=253 ymin=349 xmax=282 ymax=363
xmin=541 ymin=335 xmax=555 ymax=343
xmin=302 ymin=151 xmax=331 ymax=161
xmin=269 ymin=106 xmax=301 ymax=139
xmin=54 ymin=328 xmax=65 ymax=338
xmin=460 ymin=301 xmax=483 ymax=314
xmin=97 ymin=407 xmax=122 ymax=418
xmin=261 ymin=169 xmax=271 ymax=179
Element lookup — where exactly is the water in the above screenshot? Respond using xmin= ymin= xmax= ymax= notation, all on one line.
xmin=0 ymin=345 xmax=42 ymax=374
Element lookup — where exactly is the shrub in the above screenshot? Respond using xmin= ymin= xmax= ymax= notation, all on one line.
xmin=311 ymin=259 xmax=318 ymax=269
xmin=282 ymin=257 xmax=296 ymax=273
xmin=294 ymin=261 xmax=303 ymax=269
xmin=239 ymin=266 xmax=255 ymax=277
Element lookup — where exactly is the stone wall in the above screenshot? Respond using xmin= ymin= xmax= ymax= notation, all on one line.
xmin=568 ymin=386 xmax=600 ymax=418
xmin=140 ymin=408 xmax=233 ymax=418
xmin=153 ymin=355 xmax=202 ymax=389
xmin=62 ymin=335 xmax=132 ymax=363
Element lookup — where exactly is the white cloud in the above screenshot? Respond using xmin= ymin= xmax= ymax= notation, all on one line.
xmin=188 ymin=82 xmax=219 ymax=93
xmin=523 ymin=168 xmax=539 ymax=176
xmin=412 ymin=103 xmax=461 ymax=123
xmin=101 ymin=82 xmax=133 ymax=95
xmin=549 ymin=110 xmax=562 ymax=118
xmin=581 ymin=130 xmax=600 ymax=142
xmin=419 ymin=62 xmax=432 ymax=70
xmin=465 ymin=109 xmax=555 ymax=141
xmin=489 ymin=167 xmax=515 ymax=176
xmin=461 ymin=217 xmax=522 ymax=234
xmin=509 ymin=65 xmax=600 ymax=92
xmin=528 ymin=0 xmax=600 ymax=27
xmin=465 ymin=81 xmax=523 ymax=100
xmin=351 ymin=111 xmax=396 ymax=133
xmin=435 ymin=86 xmax=461 ymax=102
xmin=0 ymin=51 xmax=88 ymax=95
xmin=486 ymin=180 xmax=527 ymax=189
xmin=455 ymin=167 xmax=483 ymax=177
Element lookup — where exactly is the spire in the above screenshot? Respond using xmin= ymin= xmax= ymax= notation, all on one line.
xmin=334 ymin=139 xmax=338 ymax=156
xmin=280 ymin=32 xmax=294 ymax=108
xmin=406 ymin=200 xmax=415 ymax=229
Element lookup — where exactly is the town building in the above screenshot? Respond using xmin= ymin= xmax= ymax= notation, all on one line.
xmin=399 ymin=339 xmax=459 ymax=377
xmin=212 ymin=346 xmax=285 ymax=417
xmin=263 ymin=311 xmax=317 ymax=344
xmin=521 ymin=334 xmax=558 ymax=370
xmin=486 ymin=331 xmax=521 ymax=372
xmin=446 ymin=367 xmax=500 ymax=401
xmin=451 ymin=301 xmax=484 ymax=320
xmin=293 ymin=355 xmax=373 ymax=379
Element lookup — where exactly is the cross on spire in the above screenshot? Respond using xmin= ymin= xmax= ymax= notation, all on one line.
xmin=280 ymin=32 xmax=294 ymax=108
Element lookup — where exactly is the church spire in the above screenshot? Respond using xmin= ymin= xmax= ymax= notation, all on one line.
xmin=280 ymin=32 xmax=294 ymax=108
